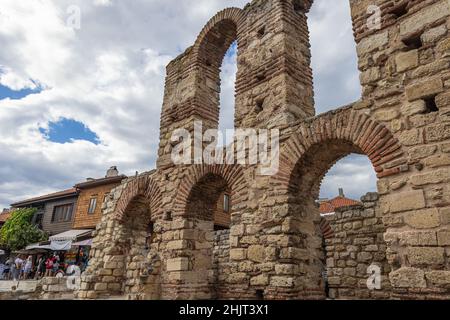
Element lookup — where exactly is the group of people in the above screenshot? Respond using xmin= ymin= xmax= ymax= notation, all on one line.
xmin=0 ymin=255 xmax=34 ymax=281
xmin=0 ymin=253 xmax=61 ymax=281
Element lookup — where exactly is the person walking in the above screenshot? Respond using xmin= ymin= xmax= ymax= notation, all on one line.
xmin=13 ymin=255 xmax=23 ymax=281
xmin=23 ymin=256 xmax=33 ymax=280
xmin=45 ymin=256 xmax=54 ymax=277
xmin=3 ymin=257 xmax=12 ymax=280
xmin=35 ymin=255 xmax=46 ymax=280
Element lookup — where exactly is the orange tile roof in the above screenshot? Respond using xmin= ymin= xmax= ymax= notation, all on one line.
xmin=319 ymin=196 xmax=361 ymax=214
xmin=0 ymin=212 xmax=11 ymax=223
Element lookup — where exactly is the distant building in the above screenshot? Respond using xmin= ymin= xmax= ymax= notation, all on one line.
xmin=9 ymin=166 xmax=127 ymax=236
xmin=11 ymin=188 xmax=79 ymax=235
xmin=0 ymin=209 xmax=11 ymax=229
xmin=72 ymin=167 xmax=127 ymax=230
xmin=319 ymin=188 xmax=361 ymax=216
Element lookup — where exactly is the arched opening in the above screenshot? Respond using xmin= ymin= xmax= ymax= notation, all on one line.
xmin=218 ymin=42 xmax=237 ymax=146
xmin=287 ymin=139 xmax=391 ymax=300
xmin=193 ymin=11 xmax=241 ymax=135
xmin=307 ymin=0 xmax=361 ymax=114
xmin=185 ymin=173 xmax=232 ymax=299
xmin=121 ymin=196 xmax=161 ymax=300
xmin=320 ymin=154 xmax=377 ymax=203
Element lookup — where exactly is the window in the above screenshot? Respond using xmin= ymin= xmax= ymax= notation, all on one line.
xmin=88 ymin=197 xmax=97 ymax=214
xmin=52 ymin=204 xmax=74 ymax=223
xmin=223 ymin=194 xmax=231 ymax=213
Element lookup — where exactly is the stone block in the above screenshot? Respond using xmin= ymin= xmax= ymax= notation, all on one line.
xmin=166 ymin=240 xmax=188 ymax=250
xmin=407 ymin=247 xmax=445 ymax=266
xmin=396 ymin=50 xmax=418 ymax=72
xmin=247 ymin=245 xmax=265 ymax=263
xmin=230 ymin=249 xmax=246 ymax=261
xmin=250 ymin=274 xmax=269 ymax=286
xmin=404 ymin=208 xmax=440 ymax=229
xmin=426 ymin=124 xmax=450 ymax=142
xmin=387 ymin=190 xmax=426 ymax=213
xmin=390 ymin=268 xmax=426 ymax=288
xmin=406 ymin=78 xmax=443 ymax=102
xmin=166 ymin=258 xmax=189 ymax=272
xmin=425 ymin=271 xmax=450 ymax=287
xmin=401 ymin=100 xmax=426 ymax=116
xmin=356 ymin=32 xmax=388 ymax=56
xmin=411 ymin=170 xmax=449 ymax=186
xmin=94 ymin=283 xmax=108 ymax=291
xmin=440 ymin=207 xmax=450 ymax=225
xmin=399 ymin=1 xmax=450 ymax=36
xmin=424 ymin=155 xmax=450 ymax=168
xmin=270 ymin=276 xmax=294 ymax=288
xmin=437 ymin=230 xmax=450 ymax=246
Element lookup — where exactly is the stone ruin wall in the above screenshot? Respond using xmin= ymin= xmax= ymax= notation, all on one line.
xmin=76 ymin=0 xmax=450 ymax=300
xmin=324 ymin=193 xmax=392 ymax=300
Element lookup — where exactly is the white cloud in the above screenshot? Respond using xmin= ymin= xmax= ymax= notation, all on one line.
xmin=320 ymin=155 xmax=377 ymax=201
xmin=0 ymin=0 xmax=373 ymax=209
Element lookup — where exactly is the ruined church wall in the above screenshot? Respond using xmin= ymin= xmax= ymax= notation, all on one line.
xmin=325 ymin=193 xmax=392 ymax=300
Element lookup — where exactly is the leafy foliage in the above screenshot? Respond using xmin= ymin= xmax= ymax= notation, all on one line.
xmin=0 ymin=208 xmax=47 ymax=251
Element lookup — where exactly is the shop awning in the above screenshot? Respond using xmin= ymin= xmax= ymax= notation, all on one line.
xmin=25 ymin=243 xmax=52 ymax=250
xmin=49 ymin=229 xmax=92 ymax=242
xmin=72 ymin=238 xmax=93 ymax=246
xmin=49 ymin=229 xmax=93 ymax=251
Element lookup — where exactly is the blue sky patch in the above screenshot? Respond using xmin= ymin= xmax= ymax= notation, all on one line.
xmin=0 ymin=84 xmax=42 ymax=100
xmin=225 ymin=41 xmax=237 ymax=58
xmin=39 ymin=118 xmax=100 ymax=145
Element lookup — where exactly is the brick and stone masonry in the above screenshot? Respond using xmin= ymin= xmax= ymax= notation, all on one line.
xmin=76 ymin=0 xmax=450 ymax=300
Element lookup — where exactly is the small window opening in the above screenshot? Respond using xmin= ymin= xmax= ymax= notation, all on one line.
xmin=256 ymin=290 xmax=265 ymax=300
xmin=223 ymin=194 xmax=231 ymax=213
xmin=257 ymin=26 xmax=266 ymax=38
xmin=423 ymin=96 xmax=439 ymax=114
xmin=145 ymin=222 xmax=154 ymax=250
xmin=389 ymin=2 xmax=408 ymax=18
xmin=163 ymin=211 xmax=172 ymax=221
xmin=256 ymin=73 xmax=266 ymax=82
xmin=293 ymin=0 xmax=304 ymax=12
xmin=402 ymin=33 xmax=423 ymax=51
xmin=255 ymin=98 xmax=265 ymax=113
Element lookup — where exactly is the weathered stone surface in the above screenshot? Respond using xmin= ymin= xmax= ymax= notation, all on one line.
xmin=166 ymin=258 xmax=189 ymax=272
xmin=387 ymin=190 xmax=426 ymax=213
xmin=404 ymin=209 xmax=440 ymax=229
xmin=410 ymin=170 xmax=450 ymax=186
xmin=425 ymin=271 xmax=450 ymax=287
xmin=250 ymin=274 xmax=269 ymax=286
xmin=356 ymin=32 xmax=388 ymax=55
xmin=407 ymin=247 xmax=445 ymax=266
xmin=424 ymin=155 xmax=450 ymax=168
xmin=437 ymin=230 xmax=450 ymax=246
xmin=76 ymin=0 xmax=450 ymax=301
xmin=406 ymin=78 xmax=444 ymax=102
xmin=247 ymin=245 xmax=265 ymax=263
xmin=390 ymin=268 xmax=426 ymax=288
xmin=399 ymin=1 xmax=450 ymax=36
xmin=230 ymin=249 xmax=246 ymax=261
xmin=396 ymin=50 xmax=418 ymax=72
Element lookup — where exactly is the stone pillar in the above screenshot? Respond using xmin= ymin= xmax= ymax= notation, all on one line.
xmin=349 ymin=0 xmax=450 ymax=298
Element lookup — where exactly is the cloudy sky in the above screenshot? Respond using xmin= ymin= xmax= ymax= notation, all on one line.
xmin=0 ymin=0 xmax=376 ymax=209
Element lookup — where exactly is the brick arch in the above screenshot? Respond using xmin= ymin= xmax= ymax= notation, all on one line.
xmin=191 ymin=7 xmax=245 ymax=65
xmin=319 ymin=217 xmax=334 ymax=240
xmin=114 ymin=175 xmax=162 ymax=222
xmin=173 ymin=164 xmax=247 ymax=216
xmin=274 ymin=108 xmax=408 ymax=193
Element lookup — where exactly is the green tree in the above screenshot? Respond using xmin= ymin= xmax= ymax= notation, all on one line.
xmin=0 ymin=208 xmax=47 ymax=251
